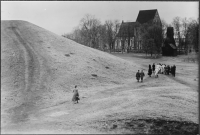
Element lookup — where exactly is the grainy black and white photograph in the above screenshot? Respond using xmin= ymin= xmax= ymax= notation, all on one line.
xmin=1 ymin=1 xmax=199 ymax=134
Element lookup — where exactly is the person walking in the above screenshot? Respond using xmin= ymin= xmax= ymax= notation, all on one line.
xmin=154 ymin=64 xmax=160 ymax=78
xmin=72 ymin=85 xmax=80 ymax=104
xmin=161 ymin=64 xmax=165 ymax=74
xmin=170 ymin=66 xmax=173 ymax=75
xmin=148 ymin=65 xmax=152 ymax=77
xmin=173 ymin=65 xmax=176 ymax=77
xmin=171 ymin=66 xmax=174 ymax=76
xmin=164 ymin=65 xmax=167 ymax=75
xmin=158 ymin=63 xmax=162 ymax=74
xmin=167 ymin=65 xmax=170 ymax=75
xmin=136 ymin=70 xmax=140 ymax=82
xmin=140 ymin=70 xmax=145 ymax=82
xmin=164 ymin=66 xmax=167 ymax=75
xmin=152 ymin=63 xmax=155 ymax=73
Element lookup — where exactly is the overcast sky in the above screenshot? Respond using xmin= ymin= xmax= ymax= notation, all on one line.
xmin=1 ymin=1 xmax=198 ymax=35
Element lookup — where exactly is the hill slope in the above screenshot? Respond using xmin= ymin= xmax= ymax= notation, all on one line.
xmin=1 ymin=20 xmax=139 ymax=127
xmin=1 ymin=21 xmax=198 ymax=134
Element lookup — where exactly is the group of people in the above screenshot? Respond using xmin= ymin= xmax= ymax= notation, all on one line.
xmin=136 ymin=70 xmax=145 ymax=82
xmin=136 ymin=63 xmax=177 ymax=82
xmin=148 ymin=63 xmax=176 ymax=78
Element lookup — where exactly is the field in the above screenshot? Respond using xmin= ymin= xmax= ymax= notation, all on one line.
xmin=1 ymin=20 xmax=198 ymax=134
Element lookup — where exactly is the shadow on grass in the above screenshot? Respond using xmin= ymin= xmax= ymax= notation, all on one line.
xmin=93 ymin=118 xmax=198 ymax=135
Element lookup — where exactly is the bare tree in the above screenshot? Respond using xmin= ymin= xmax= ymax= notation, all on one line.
xmin=161 ymin=19 xmax=169 ymax=40
xmin=105 ymin=20 xmax=113 ymax=52
xmin=187 ymin=18 xmax=199 ymax=52
xmin=62 ymin=15 xmax=122 ymax=52
xmin=105 ymin=20 xmax=120 ymax=52
xmin=141 ymin=23 xmax=162 ymax=57
xmin=171 ymin=17 xmax=182 ymax=47
xmin=181 ymin=17 xmax=190 ymax=54
xmin=113 ymin=20 xmax=121 ymax=48
xmin=142 ymin=31 xmax=150 ymax=56
xmin=62 ymin=26 xmax=82 ymax=43
xmin=148 ymin=39 xmax=156 ymax=57
xmin=80 ymin=14 xmax=101 ymax=48
xmin=182 ymin=18 xmax=189 ymax=37
xmin=98 ymin=24 xmax=107 ymax=51
xmin=172 ymin=17 xmax=182 ymax=35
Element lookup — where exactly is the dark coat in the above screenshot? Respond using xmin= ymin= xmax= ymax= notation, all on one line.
xmin=136 ymin=72 xmax=140 ymax=80
xmin=148 ymin=68 xmax=152 ymax=75
xmin=72 ymin=89 xmax=80 ymax=102
xmin=171 ymin=66 xmax=176 ymax=76
xmin=164 ymin=66 xmax=168 ymax=74
xmin=167 ymin=66 xmax=170 ymax=73
xmin=174 ymin=66 xmax=176 ymax=76
xmin=140 ymin=72 xmax=145 ymax=78
xmin=170 ymin=66 xmax=173 ymax=74
xmin=152 ymin=64 xmax=155 ymax=71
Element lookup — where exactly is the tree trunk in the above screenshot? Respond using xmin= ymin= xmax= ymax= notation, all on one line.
xmin=128 ymin=37 xmax=130 ymax=53
xmin=185 ymin=41 xmax=188 ymax=55
xmin=109 ymin=43 xmax=112 ymax=53
xmin=113 ymin=41 xmax=115 ymax=53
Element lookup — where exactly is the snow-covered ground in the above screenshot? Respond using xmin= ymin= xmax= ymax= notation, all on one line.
xmin=1 ymin=21 xmax=198 ymax=134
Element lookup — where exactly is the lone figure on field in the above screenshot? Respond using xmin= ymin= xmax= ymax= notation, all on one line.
xmin=72 ymin=85 xmax=80 ymax=104
xmin=140 ymin=70 xmax=145 ymax=82
xmin=136 ymin=70 xmax=140 ymax=82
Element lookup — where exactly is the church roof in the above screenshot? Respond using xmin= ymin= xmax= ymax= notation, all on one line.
xmin=136 ymin=9 xmax=157 ymax=24
xmin=116 ymin=22 xmax=138 ymax=37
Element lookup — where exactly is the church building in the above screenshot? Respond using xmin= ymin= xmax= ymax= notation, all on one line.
xmin=115 ymin=9 xmax=162 ymax=52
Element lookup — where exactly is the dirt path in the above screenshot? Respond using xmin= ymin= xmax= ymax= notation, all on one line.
xmin=5 ymin=23 xmax=45 ymax=124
